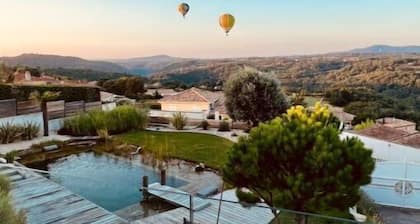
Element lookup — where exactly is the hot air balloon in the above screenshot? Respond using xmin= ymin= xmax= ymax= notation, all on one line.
xmin=219 ymin=14 xmax=235 ymax=36
xmin=178 ymin=3 xmax=190 ymax=18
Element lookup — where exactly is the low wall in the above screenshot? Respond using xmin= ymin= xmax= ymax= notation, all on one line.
xmin=149 ymin=116 xmax=249 ymax=130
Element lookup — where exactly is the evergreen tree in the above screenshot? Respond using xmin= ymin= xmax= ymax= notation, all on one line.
xmin=224 ymin=68 xmax=289 ymax=126
xmin=223 ymin=103 xmax=375 ymax=219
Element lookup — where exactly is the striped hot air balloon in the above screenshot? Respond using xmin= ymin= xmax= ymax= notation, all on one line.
xmin=178 ymin=3 xmax=190 ymax=18
xmin=219 ymin=14 xmax=235 ymax=36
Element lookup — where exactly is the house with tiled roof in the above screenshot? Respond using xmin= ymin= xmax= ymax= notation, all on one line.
xmin=355 ymin=118 xmax=420 ymax=149
xmin=158 ymin=87 xmax=228 ymax=119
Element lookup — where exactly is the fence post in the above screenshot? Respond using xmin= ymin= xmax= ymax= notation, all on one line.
xmin=189 ymin=194 xmax=194 ymax=224
xmin=160 ymin=169 xmax=166 ymax=185
xmin=142 ymin=176 xmax=149 ymax=200
xmin=42 ymin=101 xmax=49 ymax=137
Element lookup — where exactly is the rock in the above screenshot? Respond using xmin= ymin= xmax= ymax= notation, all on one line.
xmin=43 ymin=145 xmax=59 ymax=152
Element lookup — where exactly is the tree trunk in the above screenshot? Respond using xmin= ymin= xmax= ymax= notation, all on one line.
xmin=296 ymin=214 xmax=307 ymax=224
xmin=42 ymin=101 xmax=49 ymax=137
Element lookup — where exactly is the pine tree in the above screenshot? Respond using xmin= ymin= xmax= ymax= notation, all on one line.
xmin=223 ymin=103 xmax=375 ymax=219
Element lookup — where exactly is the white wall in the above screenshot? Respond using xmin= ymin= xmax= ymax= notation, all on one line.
xmin=341 ymin=132 xmax=420 ymax=163
xmin=149 ymin=110 xmax=206 ymax=120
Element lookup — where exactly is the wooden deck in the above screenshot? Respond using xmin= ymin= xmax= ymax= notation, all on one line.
xmin=135 ymin=183 xmax=275 ymax=224
xmin=0 ymin=164 xmax=127 ymax=224
xmin=147 ymin=183 xmax=210 ymax=211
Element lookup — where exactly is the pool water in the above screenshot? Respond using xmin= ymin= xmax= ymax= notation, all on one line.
xmin=31 ymin=152 xmax=187 ymax=212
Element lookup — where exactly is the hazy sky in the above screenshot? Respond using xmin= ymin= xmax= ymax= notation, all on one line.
xmin=0 ymin=0 xmax=419 ymax=59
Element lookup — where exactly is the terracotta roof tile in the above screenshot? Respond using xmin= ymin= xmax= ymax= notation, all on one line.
xmin=159 ymin=88 xmax=223 ymax=103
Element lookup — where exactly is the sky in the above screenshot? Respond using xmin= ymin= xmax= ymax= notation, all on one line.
xmin=0 ymin=0 xmax=420 ymax=59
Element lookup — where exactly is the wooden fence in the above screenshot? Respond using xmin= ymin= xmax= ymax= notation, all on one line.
xmin=0 ymin=98 xmax=102 ymax=120
xmin=17 ymin=100 xmax=41 ymax=115
xmin=0 ymin=99 xmax=17 ymax=117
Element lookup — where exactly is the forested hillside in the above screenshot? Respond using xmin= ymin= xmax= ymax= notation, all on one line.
xmin=150 ymin=55 xmax=420 ymax=92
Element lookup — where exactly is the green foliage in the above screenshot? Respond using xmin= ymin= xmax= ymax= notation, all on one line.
xmin=200 ymin=120 xmax=209 ymax=130
xmin=223 ymin=104 xmax=375 ymax=215
xmin=0 ymin=122 xmax=23 ymax=144
xmin=354 ymin=119 xmax=375 ymax=131
xmin=44 ymin=68 xmax=130 ymax=81
xmin=29 ymin=90 xmax=61 ymax=103
xmin=0 ymin=175 xmax=11 ymax=193
xmin=224 ymin=68 xmax=289 ymax=126
xmin=0 ymin=83 xmax=100 ymax=102
xmin=62 ymin=106 xmax=149 ymax=136
xmin=170 ymin=112 xmax=188 ymax=130
xmin=0 ymin=175 xmax=26 ymax=224
xmin=0 ymin=121 xmax=40 ymax=143
xmin=327 ymin=87 xmax=420 ymax=128
xmin=99 ymin=77 xmax=146 ymax=99
xmin=4 ymin=151 xmax=19 ymax=163
xmin=21 ymin=122 xmax=40 ymax=140
xmin=218 ymin=121 xmax=231 ymax=132
xmin=345 ymin=101 xmax=381 ymax=125
xmin=236 ymin=189 xmax=260 ymax=204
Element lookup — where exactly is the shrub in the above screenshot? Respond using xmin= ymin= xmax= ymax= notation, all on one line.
xmin=62 ymin=106 xmax=149 ymax=136
xmin=21 ymin=122 xmax=40 ymax=140
xmin=0 ymin=175 xmax=26 ymax=224
xmin=0 ymin=123 xmax=23 ymax=144
xmin=354 ymin=119 xmax=375 ymax=131
xmin=201 ymin=120 xmax=209 ymax=130
xmin=171 ymin=112 xmax=188 ymax=130
xmin=218 ymin=121 xmax=231 ymax=132
xmin=236 ymin=188 xmax=260 ymax=204
xmin=4 ymin=151 xmax=19 ymax=163
xmin=0 ymin=175 xmax=11 ymax=193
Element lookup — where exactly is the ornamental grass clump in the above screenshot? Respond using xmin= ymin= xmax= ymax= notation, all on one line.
xmin=62 ymin=106 xmax=149 ymax=136
xmin=0 ymin=122 xmax=23 ymax=144
xmin=21 ymin=122 xmax=40 ymax=140
xmin=0 ymin=175 xmax=26 ymax=224
xmin=171 ymin=112 xmax=188 ymax=130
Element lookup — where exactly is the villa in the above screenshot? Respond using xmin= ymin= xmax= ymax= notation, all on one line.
xmin=158 ymin=87 xmax=229 ymax=120
xmin=355 ymin=117 xmax=420 ymax=149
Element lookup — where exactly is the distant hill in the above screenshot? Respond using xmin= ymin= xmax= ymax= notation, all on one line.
xmin=0 ymin=54 xmax=127 ymax=73
xmin=110 ymin=55 xmax=190 ymax=76
xmin=149 ymin=55 xmax=420 ymax=91
xmin=349 ymin=45 xmax=420 ymax=54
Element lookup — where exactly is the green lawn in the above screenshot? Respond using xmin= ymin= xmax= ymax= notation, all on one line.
xmin=117 ymin=131 xmax=234 ymax=169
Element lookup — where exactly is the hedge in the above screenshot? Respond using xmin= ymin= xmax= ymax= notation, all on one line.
xmin=0 ymin=84 xmax=100 ymax=102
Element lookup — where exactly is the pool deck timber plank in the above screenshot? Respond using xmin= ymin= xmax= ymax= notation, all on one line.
xmin=1 ymin=165 xmax=127 ymax=224
xmin=135 ymin=183 xmax=275 ymax=224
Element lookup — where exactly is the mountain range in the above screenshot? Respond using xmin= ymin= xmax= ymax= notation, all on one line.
xmin=1 ymin=45 xmax=420 ymax=82
xmin=0 ymin=54 xmax=127 ymax=73
xmin=349 ymin=45 xmax=420 ymax=54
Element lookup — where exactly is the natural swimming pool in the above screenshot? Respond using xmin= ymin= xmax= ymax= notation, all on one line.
xmin=28 ymin=152 xmax=188 ymax=212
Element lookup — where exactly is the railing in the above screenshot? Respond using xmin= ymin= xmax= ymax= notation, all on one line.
xmin=140 ymin=186 xmax=367 ymax=224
